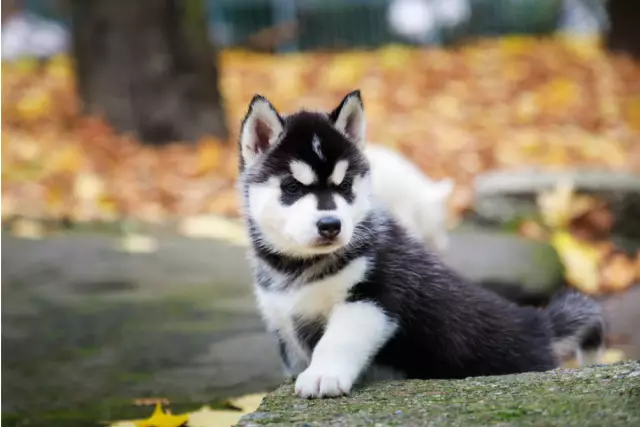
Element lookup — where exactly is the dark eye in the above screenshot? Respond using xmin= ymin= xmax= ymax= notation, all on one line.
xmin=338 ymin=177 xmax=353 ymax=192
xmin=282 ymin=178 xmax=303 ymax=195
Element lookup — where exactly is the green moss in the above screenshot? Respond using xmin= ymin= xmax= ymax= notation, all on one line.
xmin=237 ymin=361 xmax=640 ymax=427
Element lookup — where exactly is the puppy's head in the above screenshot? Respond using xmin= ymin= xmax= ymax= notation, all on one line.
xmin=238 ymin=91 xmax=372 ymax=257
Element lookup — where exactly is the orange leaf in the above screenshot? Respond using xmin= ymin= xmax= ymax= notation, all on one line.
xmin=600 ymin=253 xmax=637 ymax=292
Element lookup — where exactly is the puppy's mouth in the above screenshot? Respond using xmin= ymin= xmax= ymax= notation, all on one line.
xmin=314 ymin=237 xmax=339 ymax=247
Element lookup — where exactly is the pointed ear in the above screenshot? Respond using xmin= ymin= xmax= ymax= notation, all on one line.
xmin=329 ymin=90 xmax=366 ymax=148
xmin=239 ymin=95 xmax=284 ymax=169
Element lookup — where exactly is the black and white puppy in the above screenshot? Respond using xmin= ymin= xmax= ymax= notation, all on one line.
xmin=237 ymin=90 xmax=605 ymax=399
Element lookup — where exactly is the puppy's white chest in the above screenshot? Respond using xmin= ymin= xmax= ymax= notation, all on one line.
xmin=256 ymin=257 xmax=369 ymax=331
xmin=255 ymin=257 xmax=369 ymax=372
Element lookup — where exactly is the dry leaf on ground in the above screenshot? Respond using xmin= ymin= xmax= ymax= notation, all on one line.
xmin=2 ymin=37 xmax=640 ymax=226
xmin=551 ymin=231 xmax=605 ymax=294
xmin=537 ymin=180 xmax=601 ymax=230
xmin=600 ymin=252 xmax=638 ymax=292
xmin=118 ymin=234 xmax=159 ymax=254
xmin=132 ymin=403 xmax=189 ymax=427
xmin=108 ymin=393 xmax=265 ymax=427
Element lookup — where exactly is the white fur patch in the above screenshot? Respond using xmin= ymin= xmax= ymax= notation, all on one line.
xmin=255 ymin=257 xmax=371 ymax=373
xmin=312 ymin=135 xmax=324 ymax=160
xmin=330 ymin=160 xmax=349 ymax=185
xmin=365 ymin=144 xmax=454 ymax=252
xmin=295 ymin=301 xmax=397 ymax=398
xmin=246 ymin=173 xmax=370 ymax=257
xmin=290 ymin=160 xmax=317 ymax=185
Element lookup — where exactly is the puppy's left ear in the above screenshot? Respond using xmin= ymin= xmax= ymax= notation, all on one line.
xmin=329 ymin=90 xmax=366 ymax=148
xmin=239 ymin=95 xmax=284 ymax=169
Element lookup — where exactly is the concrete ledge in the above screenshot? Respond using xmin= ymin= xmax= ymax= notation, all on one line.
xmin=238 ymin=361 xmax=640 ymax=427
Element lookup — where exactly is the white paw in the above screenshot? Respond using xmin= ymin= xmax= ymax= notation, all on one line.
xmin=294 ymin=367 xmax=354 ymax=399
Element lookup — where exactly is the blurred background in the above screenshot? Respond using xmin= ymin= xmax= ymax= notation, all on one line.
xmin=2 ymin=0 xmax=640 ymax=426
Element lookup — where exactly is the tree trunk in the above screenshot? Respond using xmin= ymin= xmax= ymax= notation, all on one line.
xmin=70 ymin=0 xmax=228 ymax=144
xmin=605 ymin=0 xmax=640 ymax=59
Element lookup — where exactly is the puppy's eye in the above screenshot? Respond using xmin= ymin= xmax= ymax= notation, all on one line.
xmin=282 ymin=178 xmax=303 ymax=195
xmin=338 ymin=177 xmax=353 ymax=192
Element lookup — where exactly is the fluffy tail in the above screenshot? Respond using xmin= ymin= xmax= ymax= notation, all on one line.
xmin=545 ymin=290 xmax=606 ymax=366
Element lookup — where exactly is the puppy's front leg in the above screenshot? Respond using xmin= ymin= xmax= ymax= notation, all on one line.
xmin=295 ymin=301 xmax=397 ymax=399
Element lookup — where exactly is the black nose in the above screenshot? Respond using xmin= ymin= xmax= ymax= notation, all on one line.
xmin=316 ymin=216 xmax=341 ymax=238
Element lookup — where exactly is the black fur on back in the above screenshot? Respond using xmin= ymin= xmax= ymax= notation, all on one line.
xmin=349 ymin=216 xmax=558 ymax=378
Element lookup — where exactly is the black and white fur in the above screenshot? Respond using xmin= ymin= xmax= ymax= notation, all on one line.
xmin=237 ymin=90 xmax=606 ymax=399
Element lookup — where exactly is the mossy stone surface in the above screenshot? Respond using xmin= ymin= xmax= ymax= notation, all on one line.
xmin=238 ymin=361 xmax=640 ymax=427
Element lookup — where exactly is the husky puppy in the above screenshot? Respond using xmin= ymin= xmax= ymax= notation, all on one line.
xmin=365 ymin=143 xmax=454 ymax=252
xmin=237 ymin=90 xmax=605 ymax=399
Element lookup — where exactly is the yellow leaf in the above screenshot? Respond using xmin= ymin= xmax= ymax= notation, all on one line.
xmin=563 ymin=348 xmax=626 ymax=368
xmin=11 ymin=218 xmax=45 ymax=239
xmin=325 ymin=54 xmax=367 ymax=90
xmin=134 ymin=403 xmax=189 ymax=427
xmin=46 ymin=55 xmax=73 ymax=80
xmin=178 ymin=215 xmax=248 ymax=245
xmin=551 ymin=231 xmax=603 ymax=294
xmin=188 ymin=393 xmax=265 ymax=427
xmin=600 ymin=253 xmax=636 ymax=292
xmin=499 ymin=36 xmax=535 ymax=55
xmin=601 ymin=348 xmax=627 ymax=364
xmin=16 ymin=88 xmax=54 ymax=121
xmin=557 ymin=33 xmax=602 ymax=61
xmin=118 ymin=234 xmax=159 ymax=254
xmin=537 ymin=180 xmax=599 ymax=229
xmin=228 ymin=393 xmax=265 ymax=412
xmin=624 ymin=96 xmax=640 ymax=131
xmin=187 ymin=407 xmax=246 ymax=427
xmin=196 ymin=140 xmax=222 ymax=174
xmin=538 ymin=78 xmax=581 ymax=111
xmin=379 ymin=45 xmax=411 ymax=71
xmin=74 ymin=172 xmax=105 ymax=201
xmin=47 ymin=145 xmax=83 ymax=174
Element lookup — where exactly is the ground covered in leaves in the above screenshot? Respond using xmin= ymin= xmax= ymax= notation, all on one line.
xmin=3 ymin=36 xmax=640 ymax=223
xmin=2 ymin=36 xmax=640 ymax=296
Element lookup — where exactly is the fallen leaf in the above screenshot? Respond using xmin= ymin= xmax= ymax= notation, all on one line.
xmin=187 ymin=407 xmax=246 ymax=427
xmin=227 ymin=393 xmax=265 ymax=412
xmin=600 ymin=348 xmax=627 ymax=364
xmin=569 ymin=203 xmax=614 ymax=241
xmin=11 ymin=218 xmax=45 ymax=239
xmin=195 ymin=139 xmax=223 ymax=175
xmin=600 ymin=252 xmax=637 ymax=292
xmin=178 ymin=215 xmax=248 ymax=245
xmin=133 ymin=403 xmax=189 ymax=427
xmin=518 ymin=219 xmax=549 ymax=241
xmin=563 ymin=348 xmax=626 ymax=368
xmin=188 ymin=393 xmax=265 ymax=427
xmin=537 ymin=181 xmax=600 ymax=230
xmin=118 ymin=234 xmax=159 ymax=254
xmin=74 ymin=172 xmax=105 ymax=201
xmin=551 ymin=231 xmax=605 ymax=294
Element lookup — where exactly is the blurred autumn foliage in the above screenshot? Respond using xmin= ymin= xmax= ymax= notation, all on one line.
xmin=3 ymin=36 xmax=640 ymax=225
xmin=516 ymin=180 xmax=640 ymax=296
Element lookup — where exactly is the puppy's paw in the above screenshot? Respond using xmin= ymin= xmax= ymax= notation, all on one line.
xmin=294 ymin=367 xmax=354 ymax=399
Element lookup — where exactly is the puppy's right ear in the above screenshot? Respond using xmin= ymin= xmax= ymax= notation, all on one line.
xmin=239 ymin=95 xmax=284 ymax=169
